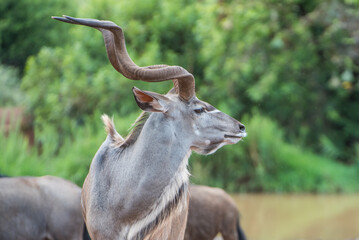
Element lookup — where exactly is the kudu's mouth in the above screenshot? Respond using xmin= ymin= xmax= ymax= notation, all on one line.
xmin=224 ymin=132 xmax=247 ymax=139
xmin=223 ymin=132 xmax=247 ymax=144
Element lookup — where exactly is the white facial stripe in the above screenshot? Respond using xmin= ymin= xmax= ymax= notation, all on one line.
xmin=208 ymin=109 xmax=221 ymax=113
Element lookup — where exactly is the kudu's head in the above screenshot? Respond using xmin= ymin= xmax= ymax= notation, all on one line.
xmin=52 ymin=16 xmax=246 ymax=155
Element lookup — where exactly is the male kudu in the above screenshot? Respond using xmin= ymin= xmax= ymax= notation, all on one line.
xmin=52 ymin=16 xmax=247 ymax=240
xmin=185 ymin=185 xmax=246 ymax=240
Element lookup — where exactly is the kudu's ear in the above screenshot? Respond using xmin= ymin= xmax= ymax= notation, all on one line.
xmin=132 ymin=87 xmax=170 ymax=113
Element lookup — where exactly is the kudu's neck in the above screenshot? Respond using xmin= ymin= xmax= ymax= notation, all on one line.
xmin=125 ymin=113 xmax=192 ymax=199
xmin=130 ymin=112 xmax=192 ymax=173
xmin=98 ymin=113 xmax=192 ymax=199
xmin=111 ymin=112 xmax=192 ymax=239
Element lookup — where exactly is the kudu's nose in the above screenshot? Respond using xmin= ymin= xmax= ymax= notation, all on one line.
xmin=239 ymin=123 xmax=246 ymax=132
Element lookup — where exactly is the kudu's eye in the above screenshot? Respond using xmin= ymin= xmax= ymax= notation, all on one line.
xmin=194 ymin=107 xmax=206 ymax=114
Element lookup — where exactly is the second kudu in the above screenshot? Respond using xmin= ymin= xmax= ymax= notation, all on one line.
xmin=185 ymin=185 xmax=246 ymax=240
xmin=52 ymin=16 xmax=247 ymax=240
xmin=0 ymin=175 xmax=89 ymax=240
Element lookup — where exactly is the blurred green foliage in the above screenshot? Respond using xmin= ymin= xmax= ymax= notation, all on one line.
xmin=1 ymin=0 xmax=359 ymax=192
xmin=1 ymin=113 xmax=357 ymax=192
xmin=0 ymin=112 xmax=139 ymax=185
xmin=0 ymin=0 xmax=75 ymax=69
xmin=0 ymin=65 xmax=22 ymax=106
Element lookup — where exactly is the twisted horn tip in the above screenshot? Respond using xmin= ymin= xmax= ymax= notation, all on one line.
xmin=51 ymin=16 xmax=74 ymax=24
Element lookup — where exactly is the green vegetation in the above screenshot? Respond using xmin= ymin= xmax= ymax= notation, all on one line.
xmin=0 ymin=112 xmax=137 ymax=186
xmin=1 ymin=0 xmax=359 ymax=192
xmin=1 ymin=113 xmax=358 ymax=192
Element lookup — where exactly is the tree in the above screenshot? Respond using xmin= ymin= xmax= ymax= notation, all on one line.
xmin=0 ymin=0 xmax=75 ymax=69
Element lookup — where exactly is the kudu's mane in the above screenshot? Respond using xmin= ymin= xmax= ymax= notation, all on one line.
xmin=101 ymin=112 xmax=151 ymax=148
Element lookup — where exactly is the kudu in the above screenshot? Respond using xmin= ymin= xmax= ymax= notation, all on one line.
xmin=185 ymin=185 xmax=246 ymax=240
xmin=52 ymin=16 xmax=246 ymax=240
xmin=0 ymin=175 xmax=90 ymax=240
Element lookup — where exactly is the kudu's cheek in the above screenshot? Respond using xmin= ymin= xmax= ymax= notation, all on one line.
xmin=193 ymin=137 xmax=226 ymax=155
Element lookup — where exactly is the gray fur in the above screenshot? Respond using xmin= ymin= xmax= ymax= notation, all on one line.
xmin=0 ymin=176 xmax=85 ymax=240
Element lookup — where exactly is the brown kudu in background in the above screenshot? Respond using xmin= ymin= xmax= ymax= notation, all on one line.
xmin=185 ymin=185 xmax=246 ymax=240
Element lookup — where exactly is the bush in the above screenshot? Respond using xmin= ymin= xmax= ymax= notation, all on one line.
xmin=21 ymin=0 xmax=359 ymax=164
xmin=0 ymin=111 xmax=138 ymax=186
xmin=0 ymin=0 xmax=75 ymax=68
xmin=0 ymin=65 xmax=22 ymax=106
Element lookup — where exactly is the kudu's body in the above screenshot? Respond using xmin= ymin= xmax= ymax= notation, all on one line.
xmin=185 ymin=185 xmax=246 ymax=240
xmin=53 ymin=16 xmax=246 ymax=240
xmin=0 ymin=175 xmax=88 ymax=240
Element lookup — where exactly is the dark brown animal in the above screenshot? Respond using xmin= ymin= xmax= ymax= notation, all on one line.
xmin=0 ymin=175 xmax=89 ymax=240
xmin=185 ymin=185 xmax=246 ymax=240
xmin=0 ymin=107 xmax=34 ymax=145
